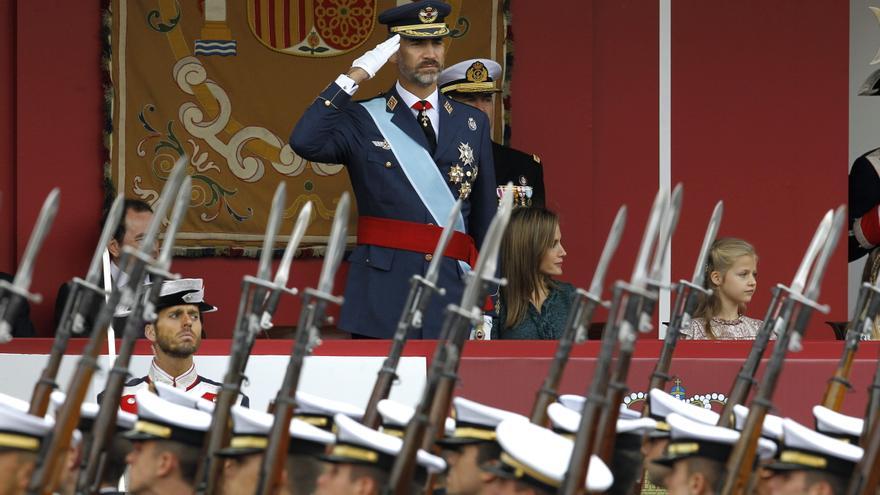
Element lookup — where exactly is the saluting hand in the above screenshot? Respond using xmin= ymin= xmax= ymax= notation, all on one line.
xmin=348 ymin=34 xmax=400 ymax=83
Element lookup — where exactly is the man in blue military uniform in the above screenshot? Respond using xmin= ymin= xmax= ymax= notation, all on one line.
xmin=290 ymin=0 xmax=496 ymax=339
xmin=439 ymin=58 xmax=546 ymax=208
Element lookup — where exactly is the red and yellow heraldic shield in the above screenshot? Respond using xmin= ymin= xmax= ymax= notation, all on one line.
xmin=247 ymin=0 xmax=377 ymax=57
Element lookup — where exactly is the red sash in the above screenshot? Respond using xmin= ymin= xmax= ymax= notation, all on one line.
xmin=357 ymin=216 xmax=479 ymax=267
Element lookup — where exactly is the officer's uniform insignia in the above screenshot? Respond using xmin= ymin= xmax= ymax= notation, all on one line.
xmin=387 ymin=96 xmax=398 ymax=111
xmin=458 ymin=142 xmax=474 ymax=166
xmin=419 ymin=7 xmax=439 ymax=23
xmin=459 ymin=181 xmax=472 ymax=200
xmin=466 ymin=62 xmax=489 ymax=83
xmin=519 ymin=175 xmax=528 ymax=186
xmin=444 ymin=100 xmax=453 ymax=114
xmin=372 ymin=140 xmax=391 ymax=150
xmin=449 ymin=164 xmax=464 ymax=184
xmin=532 ymin=154 xmax=541 ymax=164
xmin=468 ymin=117 xmax=477 ymax=131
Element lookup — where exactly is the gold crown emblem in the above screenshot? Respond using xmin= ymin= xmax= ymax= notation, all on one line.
xmin=419 ymin=6 xmax=439 ymax=23
xmin=466 ymin=62 xmax=489 ymax=83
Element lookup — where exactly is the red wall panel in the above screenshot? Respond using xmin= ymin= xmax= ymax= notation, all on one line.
xmin=0 ymin=0 xmax=15 ymax=272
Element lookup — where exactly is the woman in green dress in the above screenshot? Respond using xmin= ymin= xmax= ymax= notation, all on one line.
xmin=493 ymin=208 xmax=574 ymax=339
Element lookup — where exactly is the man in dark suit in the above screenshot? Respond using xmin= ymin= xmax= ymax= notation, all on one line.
xmin=439 ymin=58 xmax=546 ymax=208
xmin=290 ymin=0 xmax=496 ymax=339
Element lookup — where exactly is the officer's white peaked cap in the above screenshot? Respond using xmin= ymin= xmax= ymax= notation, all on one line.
xmin=547 ymin=402 xmax=656 ymax=437
xmin=439 ymin=396 xmax=527 ymax=445
xmin=217 ymin=404 xmax=334 ymax=457
xmin=558 ymin=394 xmax=641 ymax=419
xmin=0 ymin=396 xmax=54 ymax=452
xmin=765 ymin=418 xmax=863 ymax=477
xmin=649 ymin=389 xmax=720 ymax=432
xmin=50 ymin=390 xmax=136 ymax=431
xmin=0 ymin=392 xmax=30 ymax=412
xmin=732 ymin=404 xmax=783 ymax=441
xmin=656 ymin=412 xmax=776 ymax=465
xmin=294 ymin=391 xmax=364 ymax=430
xmin=812 ymin=405 xmax=864 ymax=444
xmin=153 ymin=381 xmax=202 ymax=409
xmin=126 ymin=389 xmax=211 ymax=446
xmin=376 ymin=399 xmax=455 ymax=437
xmin=323 ymin=413 xmax=446 ymax=474
xmin=488 ymin=418 xmax=614 ymax=492
xmin=438 ymin=59 xmax=502 ymax=94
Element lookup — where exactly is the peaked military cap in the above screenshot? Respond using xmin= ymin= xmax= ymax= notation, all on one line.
xmin=376 ymin=399 xmax=454 ymax=439
xmin=50 ymin=390 xmax=136 ymax=433
xmin=648 ymin=388 xmax=720 ymax=437
xmin=654 ymin=413 xmax=776 ymax=467
xmin=733 ymin=404 xmax=784 ymax=448
xmin=215 ymin=404 xmax=334 ymax=458
xmin=436 ymin=396 xmax=527 ymax=447
xmin=765 ymin=418 xmax=863 ymax=478
xmin=155 ymin=278 xmax=217 ymax=313
xmin=294 ymin=391 xmax=364 ymax=431
xmin=484 ymin=418 xmax=613 ymax=493
xmin=153 ymin=381 xmax=203 ymax=409
xmin=558 ymin=394 xmax=641 ymax=420
xmin=439 ymin=59 xmax=502 ymax=94
xmin=547 ymin=402 xmax=656 ymax=450
xmin=812 ymin=405 xmax=864 ymax=445
xmin=378 ymin=0 xmax=451 ymax=39
xmin=322 ymin=413 xmax=446 ymax=474
xmin=125 ymin=389 xmax=211 ymax=447
xmin=0 ymin=394 xmax=54 ymax=452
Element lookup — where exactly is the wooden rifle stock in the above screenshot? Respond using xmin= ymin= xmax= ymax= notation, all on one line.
xmin=846 ymin=405 xmax=880 ymax=495
xmin=823 ymin=285 xmax=874 ymax=411
xmin=863 ymin=346 xmax=880 ymax=444
xmin=716 ymin=287 xmax=785 ymax=427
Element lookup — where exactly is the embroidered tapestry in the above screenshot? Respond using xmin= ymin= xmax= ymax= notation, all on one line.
xmin=107 ymin=0 xmax=509 ymax=256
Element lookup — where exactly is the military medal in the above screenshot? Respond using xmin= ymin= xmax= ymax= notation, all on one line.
xmin=448 ymin=165 xmax=464 ymax=184
xmin=458 ymin=142 xmax=474 ymax=166
xmin=468 ymin=117 xmax=477 ymax=131
xmin=459 ymin=181 xmax=472 ymax=200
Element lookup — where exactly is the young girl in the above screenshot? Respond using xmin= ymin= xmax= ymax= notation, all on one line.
xmin=683 ymin=237 xmax=762 ymax=340
xmin=493 ymin=208 xmax=575 ymax=339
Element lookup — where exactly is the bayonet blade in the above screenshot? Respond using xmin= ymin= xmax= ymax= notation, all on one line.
xmin=139 ymin=156 xmax=188 ymax=260
xmin=258 ymin=183 xmax=287 ymax=282
xmin=803 ymin=206 xmax=846 ymax=300
xmin=316 ymin=193 xmax=351 ymax=295
xmin=155 ymin=176 xmax=193 ymax=270
xmin=690 ymin=201 xmax=724 ymax=285
xmin=649 ymin=183 xmax=684 ymax=280
xmin=460 ymin=187 xmax=513 ymax=308
xmin=12 ymin=188 xmax=61 ymax=291
xmin=273 ymin=201 xmax=313 ymax=289
xmin=790 ymin=209 xmax=833 ymax=294
xmin=424 ymin=200 xmax=464 ymax=286
xmin=630 ymin=187 xmax=668 ymax=287
xmin=587 ymin=205 xmax=627 ymax=297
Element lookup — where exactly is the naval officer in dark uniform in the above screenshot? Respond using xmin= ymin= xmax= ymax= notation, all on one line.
xmin=289 ymin=1 xmax=497 ymax=339
xmin=439 ymin=59 xmax=546 ymax=208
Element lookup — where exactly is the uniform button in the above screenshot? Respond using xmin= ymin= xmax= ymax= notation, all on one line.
xmin=384 ymin=161 xmax=393 ymax=168
xmin=427 ymin=222 xmax=434 ymax=226
xmin=324 ymin=100 xmax=332 ymax=107
xmin=425 ymin=254 xmax=433 ymax=261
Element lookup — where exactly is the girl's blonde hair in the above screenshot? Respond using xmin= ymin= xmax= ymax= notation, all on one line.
xmin=499 ymin=208 xmax=560 ymax=330
xmin=693 ymin=237 xmax=757 ymax=339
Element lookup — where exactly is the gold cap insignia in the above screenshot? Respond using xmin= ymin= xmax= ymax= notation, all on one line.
xmin=419 ymin=7 xmax=439 ymax=23
xmin=466 ymin=62 xmax=489 ymax=83
xmin=444 ymin=100 xmax=453 ymax=114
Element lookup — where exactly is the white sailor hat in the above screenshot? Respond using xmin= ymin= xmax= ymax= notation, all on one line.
xmin=654 ymin=413 xmax=776 ymax=466
xmin=732 ymin=404 xmax=783 ymax=446
xmin=294 ymin=391 xmax=364 ymax=432
xmin=558 ymin=394 xmax=641 ymax=419
xmin=322 ymin=414 xmax=446 ymax=475
xmin=766 ymin=418 xmax=863 ymax=478
xmin=439 ymin=59 xmax=503 ymax=94
xmin=216 ymin=404 xmax=334 ymax=458
xmin=153 ymin=381 xmax=204 ymax=409
xmin=125 ymin=389 xmax=211 ymax=447
xmin=155 ymin=278 xmax=217 ymax=313
xmin=0 ymin=392 xmax=30 ymax=412
xmin=648 ymin=389 xmax=720 ymax=437
xmin=0 ymin=397 xmax=54 ymax=452
xmin=436 ymin=397 xmax=527 ymax=447
xmin=812 ymin=405 xmax=864 ymax=445
xmin=376 ymin=399 xmax=455 ymax=439
xmin=483 ymin=418 xmax=613 ymax=493
xmin=547 ymin=402 xmax=656 ymax=451
xmin=49 ymin=390 xmax=137 ymax=432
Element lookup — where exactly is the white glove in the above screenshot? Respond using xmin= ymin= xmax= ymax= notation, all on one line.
xmin=351 ymin=34 xmax=400 ymax=79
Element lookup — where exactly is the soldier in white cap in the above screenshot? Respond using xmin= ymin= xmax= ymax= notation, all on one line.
xmin=438 ymin=58 xmax=546 ymax=208
xmin=639 ymin=389 xmax=722 ymax=488
xmin=654 ymin=412 xmax=776 ymax=495
xmin=547 ymin=402 xmax=656 ymax=495
xmin=732 ymin=404 xmax=784 ymax=495
xmin=124 ymin=389 xmax=212 ymax=494
xmin=764 ymin=418 xmax=863 ymax=495
xmin=49 ymin=391 xmax=137 ymax=495
xmin=315 ymin=413 xmax=445 ymax=495
xmin=102 ymin=278 xmax=248 ymax=414
xmin=294 ymin=390 xmax=365 ymax=432
xmin=0 ymin=394 xmax=54 ymax=495
xmin=812 ymin=405 xmax=864 ymax=445
xmin=198 ymin=401 xmax=333 ymax=495
xmin=428 ymin=397 xmax=527 ymax=495
xmin=481 ymin=418 xmax=613 ymax=494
